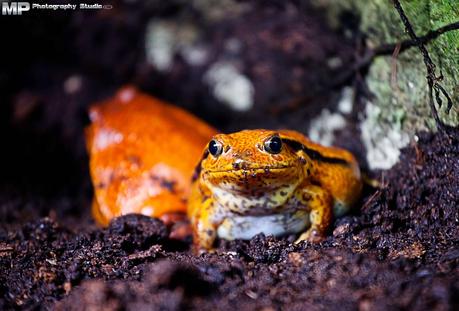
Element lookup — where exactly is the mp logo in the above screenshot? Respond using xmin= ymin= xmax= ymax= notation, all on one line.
xmin=2 ymin=2 xmax=30 ymax=15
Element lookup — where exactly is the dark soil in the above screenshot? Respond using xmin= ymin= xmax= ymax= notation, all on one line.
xmin=0 ymin=1 xmax=458 ymax=310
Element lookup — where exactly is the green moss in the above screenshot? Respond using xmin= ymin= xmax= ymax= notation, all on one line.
xmin=314 ymin=0 xmax=459 ymax=128
xmin=310 ymin=0 xmax=458 ymax=169
xmin=429 ymin=1 xmax=459 ymax=124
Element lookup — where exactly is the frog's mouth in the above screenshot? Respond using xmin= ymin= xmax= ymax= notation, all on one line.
xmin=203 ymin=166 xmax=301 ymax=192
xmin=205 ymin=165 xmax=294 ymax=174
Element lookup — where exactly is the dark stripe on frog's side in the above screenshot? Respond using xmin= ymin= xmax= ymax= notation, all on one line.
xmin=191 ymin=149 xmax=209 ymax=182
xmin=281 ymin=138 xmax=350 ymax=166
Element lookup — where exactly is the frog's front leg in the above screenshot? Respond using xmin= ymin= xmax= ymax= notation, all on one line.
xmin=191 ymin=197 xmax=223 ymax=251
xmin=293 ymin=184 xmax=333 ymax=243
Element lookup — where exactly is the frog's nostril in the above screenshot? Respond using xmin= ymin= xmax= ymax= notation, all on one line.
xmin=233 ymin=158 xmax=248 ymax=170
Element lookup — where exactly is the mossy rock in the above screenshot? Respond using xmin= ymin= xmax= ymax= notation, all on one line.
xmin=313 ymin=0 xmax=458 ymax=169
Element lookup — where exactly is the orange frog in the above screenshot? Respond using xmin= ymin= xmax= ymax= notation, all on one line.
xmin=86 ymin=89 xmax=362 ymax=250
xmin=188 ymin=130 xmax=362 ymax=249
xmin=86 ymin=87 xmax=216 ymax=226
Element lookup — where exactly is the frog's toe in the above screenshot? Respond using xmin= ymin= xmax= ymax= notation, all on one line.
xmin=294 ymin=229 xmax=325 ymax=244
xmin=192 ymin=244 xmax=216 ymax=255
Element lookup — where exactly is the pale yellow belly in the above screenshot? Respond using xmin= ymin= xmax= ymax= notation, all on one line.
xmin=217 ymin=211 xmax=310 ymax=240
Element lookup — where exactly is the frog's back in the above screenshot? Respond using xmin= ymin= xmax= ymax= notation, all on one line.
xmin=278 ymin=130 xmax=362 ymax=216
xmin=86 ymin=87 xmax=217 ymax=225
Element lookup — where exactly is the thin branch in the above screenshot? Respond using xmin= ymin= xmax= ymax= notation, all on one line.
xmin=390 ymin=43 xmax=401 ymax=90
xmin=392 ymin=0 xmax=454 ymax=130
xmin=374 ymin=21 xmax=459 ymax=56
xmin=331 ymin=20 xmax=459 ymax=92
xmin=277 ymin=17 xmax=459 ymax=115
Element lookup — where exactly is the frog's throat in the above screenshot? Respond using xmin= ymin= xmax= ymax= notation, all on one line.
xmin=204 ymin=165 xmax=295 ymax=174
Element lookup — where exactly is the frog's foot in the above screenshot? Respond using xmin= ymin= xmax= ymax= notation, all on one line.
xmin=192 ymin=243 xmax=217 ymax=255
xmin=293 ymin=184 xmax=332 ymax=244
xmin=191 ymin=218 xmax=218 ymax=252
xmin=169 ymin=222 xmax=192 ymax=241
xmin=159 ymin=212 xmax=188 ymax=227
xmin=294 ymin=228 xmax=325 ymax=244
xmin=158 ymin=212 xmax=192 ymax=241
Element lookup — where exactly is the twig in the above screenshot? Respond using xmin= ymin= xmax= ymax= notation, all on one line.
xmin=276 ymin=18 xmax=459 ymax=115
xmin=390 ymin=42 xmax=401 ymax=91
xmin=331 ymin=20 xmax=459 ymax=91
xmin=374 ymin=21 xmax=459 ymax=56
xmin=392 ymin=0 xmax=454 ymax=130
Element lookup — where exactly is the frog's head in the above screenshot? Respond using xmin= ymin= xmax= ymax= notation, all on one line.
xmin=197 ymin=129 xmax=313 ymax=196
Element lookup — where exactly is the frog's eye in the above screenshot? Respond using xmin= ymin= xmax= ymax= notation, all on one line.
xmin=264 ymin=135 xmax=282 ymax=154
xmin=208 ymin=139 xmax=223 ymax=157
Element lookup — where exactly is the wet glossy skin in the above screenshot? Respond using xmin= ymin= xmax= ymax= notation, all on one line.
xmin=86 ymin=89 xmax=362 ymax=249
xmin=86 ymin=87 xmax=216 ymax=226
xmin=188 ymin=129 xmax=362 ymax=250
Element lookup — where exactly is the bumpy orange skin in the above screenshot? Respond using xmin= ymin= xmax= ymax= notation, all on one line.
xmin=188 ymin=129 xmax=362 ymax=250
xmin=86 ymin=87 xmax=216 ymax=226
xmin=86 ymin=90 xmax=361 ymax=248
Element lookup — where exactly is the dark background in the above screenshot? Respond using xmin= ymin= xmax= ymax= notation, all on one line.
xmin=0 ymin=1 xmax=457 ymax=310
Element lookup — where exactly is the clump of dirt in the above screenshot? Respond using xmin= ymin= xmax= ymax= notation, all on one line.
xmin=332 ymin=129 xmax=459 ymax=265
xmin=1 ymin=129 xmax=458 ymax=310
xmin=0 ymin=215 xmax=167 ymax=308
